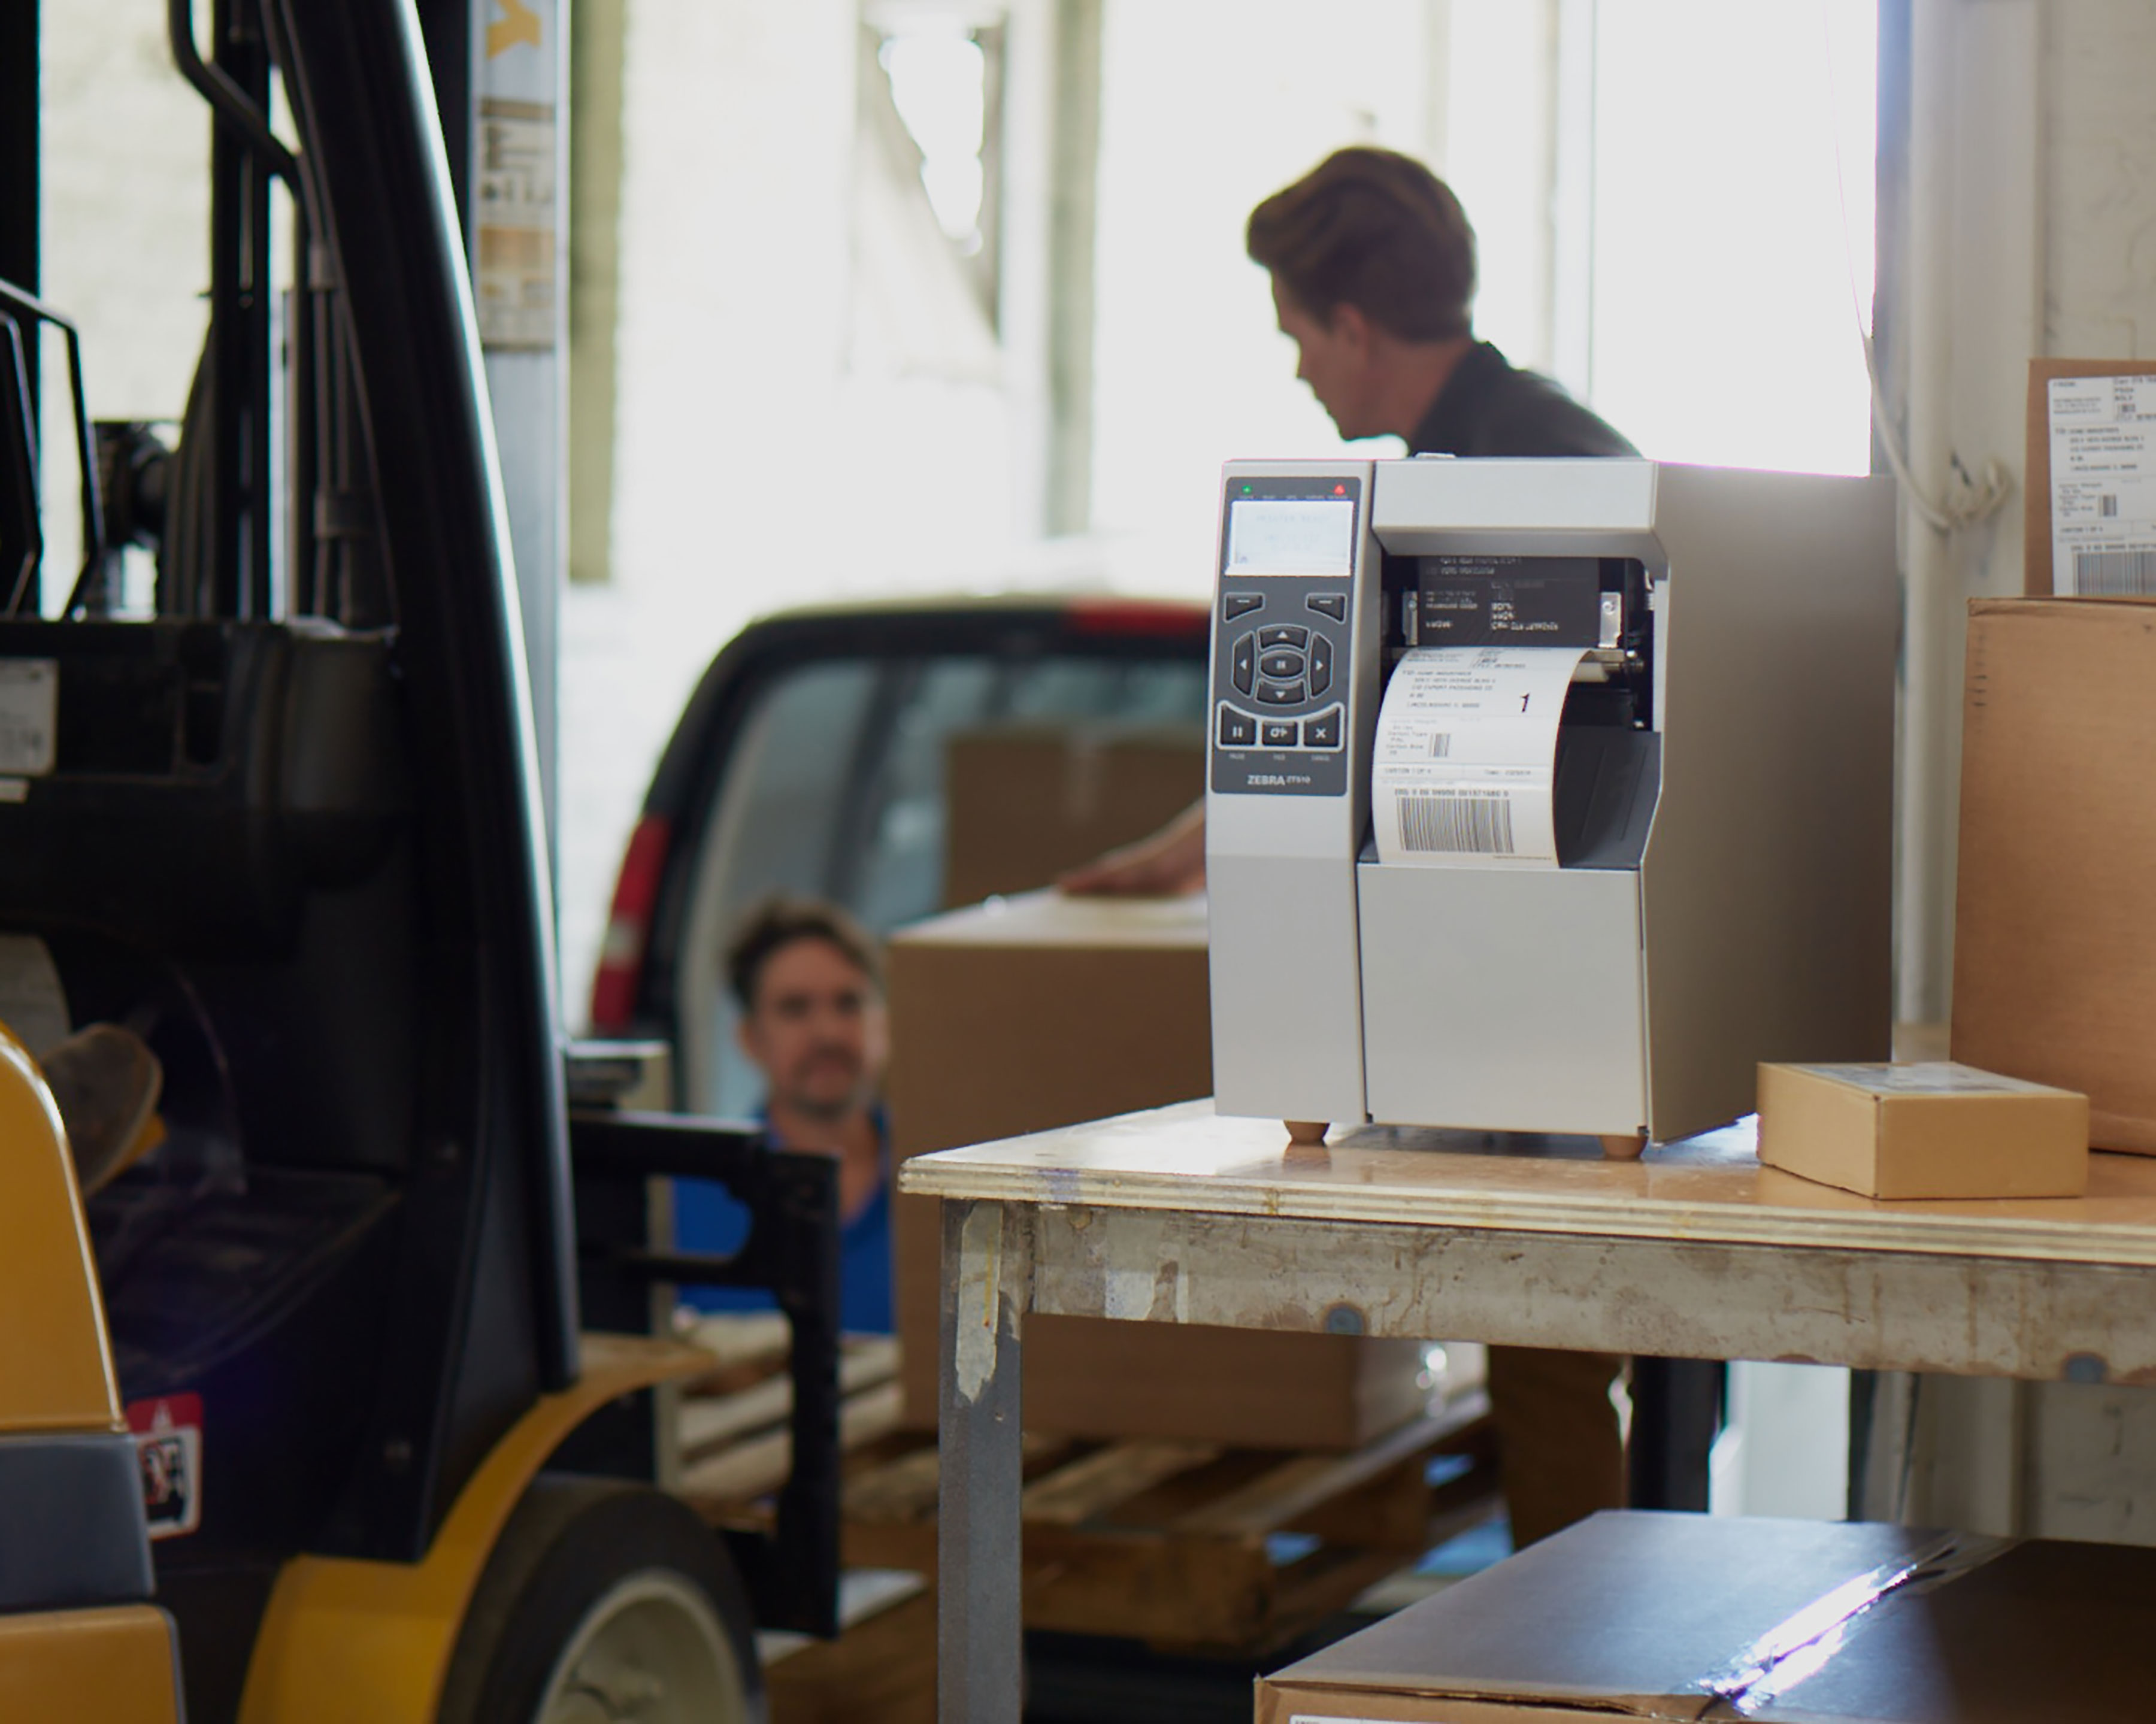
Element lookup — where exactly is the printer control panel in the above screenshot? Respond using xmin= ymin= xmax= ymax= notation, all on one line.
xmin=1209 ymin=474 xmax=1361 ymax=798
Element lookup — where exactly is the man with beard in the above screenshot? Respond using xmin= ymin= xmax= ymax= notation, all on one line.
xmin=676 ymin=896 xmax=892 ymax=1332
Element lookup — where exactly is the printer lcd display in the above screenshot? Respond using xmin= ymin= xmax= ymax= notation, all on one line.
xmin=1224 ymin=497 xmax=1356 ymax=577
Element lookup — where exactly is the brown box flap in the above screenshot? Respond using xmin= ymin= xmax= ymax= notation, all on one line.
xmin=941 ymin=725 xmax=1202 ymax=908
xmin=1261 ymin=1512 xmax=2156 ymax=1721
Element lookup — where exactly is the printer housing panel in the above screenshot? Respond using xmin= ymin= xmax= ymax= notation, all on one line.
xmin=1639 ymin=463 xmax=1896 ymax=1140
xmin=1205 ymin=461 xmax=1380 ymax=1123
xmin=1358 ymin=862 xmax=1646 ymax=1134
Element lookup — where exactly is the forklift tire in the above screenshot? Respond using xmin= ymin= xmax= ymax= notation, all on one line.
xmin=436 ymin=1473 xmax=764 ymax=1724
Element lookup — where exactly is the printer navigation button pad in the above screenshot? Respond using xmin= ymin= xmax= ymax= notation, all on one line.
xmin=1210 ymin=566 xmax=1353 ymax=797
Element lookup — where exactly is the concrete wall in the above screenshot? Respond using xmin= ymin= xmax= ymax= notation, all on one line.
xmin=2045 ymin=0 xmax=2156 ymax=356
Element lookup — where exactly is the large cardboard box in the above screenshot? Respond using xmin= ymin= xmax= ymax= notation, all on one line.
xmin=940 ymin=724 xmax=1203 ymax=908
xmin=1257 ymin=1510 xmax=2156 ymax=1722
xmin=1952 ymin=598 xmax=2156 ymax=1151
xmin=1755 ymin=1061 xmax=2087 ymax=1199
xmin=887 ymin=890 xmax=1427 ymax=1447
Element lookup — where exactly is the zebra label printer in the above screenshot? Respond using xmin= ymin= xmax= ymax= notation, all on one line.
xmin=1204 ymin=457 xmax=1897 ymax=1143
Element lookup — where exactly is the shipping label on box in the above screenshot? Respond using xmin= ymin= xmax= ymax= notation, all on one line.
xmin=2024 ymin=359 xmax=2156 ymax=596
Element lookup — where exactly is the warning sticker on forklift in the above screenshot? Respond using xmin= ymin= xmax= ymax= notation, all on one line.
xmin=0 ymin=659 xmax=56 ymax=776
xmin=127 ymin=1393 xmax=204 ymax=1540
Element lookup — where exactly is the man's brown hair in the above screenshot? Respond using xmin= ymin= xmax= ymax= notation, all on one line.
xmin=725 ymin=896 xmax=883 ymax=1013
xmin=1246 ymin=147 xmax=1476 ymax=343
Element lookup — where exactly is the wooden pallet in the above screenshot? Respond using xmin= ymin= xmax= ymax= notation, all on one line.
xmin=674 ymin=1317 xmax=1501 ymax=1657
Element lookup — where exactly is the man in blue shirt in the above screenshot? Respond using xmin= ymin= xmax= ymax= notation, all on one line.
xmin=677 ymin=897 xmax=892 ymax=1333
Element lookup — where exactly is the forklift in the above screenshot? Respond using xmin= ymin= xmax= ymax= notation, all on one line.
xmin=0 ymin=1 xmax=841 ymax=1718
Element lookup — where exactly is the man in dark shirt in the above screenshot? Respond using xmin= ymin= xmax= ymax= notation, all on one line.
xmin=1070 ymin=148 xmax=1632 ymax=1549
xmin=1247 ymin=145 xmax=1635 ymax=460
xmin=1064 ymin=147 xmax=1634 ymax=895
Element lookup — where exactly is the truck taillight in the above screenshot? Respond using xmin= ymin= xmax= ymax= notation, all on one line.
xmin=589 ymin=815 xmax=671 ymax=1032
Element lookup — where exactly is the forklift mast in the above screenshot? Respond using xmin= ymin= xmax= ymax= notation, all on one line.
xmin=0 ymin=0 xmax=576 ymax=1574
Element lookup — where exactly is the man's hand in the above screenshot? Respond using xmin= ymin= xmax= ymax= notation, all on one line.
xmin=1058 ymin=799 xmax=1207 ymax=897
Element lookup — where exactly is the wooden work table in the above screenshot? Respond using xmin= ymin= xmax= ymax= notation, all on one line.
xmin=901 ymin=1098 xmax=2156 ymax=1723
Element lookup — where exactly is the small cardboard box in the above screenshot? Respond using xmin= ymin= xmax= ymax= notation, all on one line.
xmin=1256 ymin=1510 xmax=2156 ymax=1722
xmin=2024 ymin=358 xmax=2156 ymax=595
xmin=1755 ymin=1062 xmax=2087 ymax=1199
xmin=1952 ymin=598 xmax=2156 ymax=1152
xmin=887 ymin=890 xmax=1427 ymax=1448
xmin=940 ymin=724 xmax=1202 ymax=909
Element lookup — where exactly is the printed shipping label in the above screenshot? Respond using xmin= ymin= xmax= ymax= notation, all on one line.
xmin=0 ymin=659 xmax=56 ymax=776
xmin=1371 ymin=646 xmax=1583 ymax=868
xmin=2048 ymin=375 xmax=2156 ymax=595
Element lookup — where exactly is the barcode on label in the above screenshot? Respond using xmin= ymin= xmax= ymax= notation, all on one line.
xmin=1399 ymin=790 xmax=1515 ymax=855
xmin=2101 ymin=494 xmax=2120 ymax=518
xmin=1427 ymin=732 xmax=1452 ymax=759
xmin=2073 ymin=549 xmax=2156 ymax=595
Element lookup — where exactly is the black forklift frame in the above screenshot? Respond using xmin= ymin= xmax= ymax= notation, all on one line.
xmin=2 ymin=0 xmax=841 ymax=1670
xmin=0 ymin=278 xmax=107 ymax=616
xmin=570 ymin=1110 xmax=843 ymax=1635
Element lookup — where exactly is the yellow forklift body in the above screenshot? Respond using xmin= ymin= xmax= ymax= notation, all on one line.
xmin=0 ymin=1606 xmax=184 ymax=1721
xmin=0 ymin=1024 xmax=125 ymax=1435
xmin=237 ymin=1331 xmax=716 ymax=1724
xmin=0 ymin=1026 xmax=180 ymax=1723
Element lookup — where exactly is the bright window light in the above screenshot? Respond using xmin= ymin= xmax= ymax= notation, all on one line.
xmin=1586 ymin=0 xmax=1878 ymax=475
xmin=880 ymin=28 xmax=989 ymax=252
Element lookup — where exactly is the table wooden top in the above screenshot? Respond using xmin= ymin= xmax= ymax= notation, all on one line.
xmin=899 ymin=1099 xmax=2156 ymax=1269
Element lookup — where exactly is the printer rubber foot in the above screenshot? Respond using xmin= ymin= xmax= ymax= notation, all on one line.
xmin=1600 ymin=1132 xmax=1648 ymax=1161
xmin=1285 ymin=1120 xmax=1330 ymax=1146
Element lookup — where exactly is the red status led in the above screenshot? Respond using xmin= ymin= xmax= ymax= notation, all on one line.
xmin=1332 ymin=484 xmax=1346 ymax=495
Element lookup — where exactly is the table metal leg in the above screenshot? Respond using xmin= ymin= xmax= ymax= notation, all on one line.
xmin=1629 ymin=1356 xmax=1725 ymax=1511
xmin=938 ymin=1198 xmax=1031 ymax=1724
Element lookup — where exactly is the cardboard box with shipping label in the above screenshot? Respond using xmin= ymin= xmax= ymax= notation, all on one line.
xmin=1257 ymin=1511 xmax=2156 ymax=1723
xmin=887 ymin=889 xmax=1427 ymax=1449
xmin=1953 ymin=598 xmax=2156 ymax=1152
xmin=1756 ymin=1062 xmax=2087 ymax=1199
